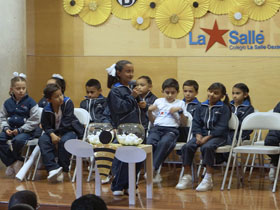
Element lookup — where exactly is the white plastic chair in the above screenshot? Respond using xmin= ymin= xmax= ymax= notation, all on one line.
xmin=228 ymin=112 xmax=280 ymax=192
xmin=65 ymin=139 xmax=94 ymax=198
xmin=14 ymin=107 xmax=43 ymax=181
xmin=70 ymin=108 xmax=91 ymax=182
xmin=115 ymin=146 xmax=146 ymax=205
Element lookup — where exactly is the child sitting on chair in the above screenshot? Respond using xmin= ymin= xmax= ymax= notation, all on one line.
xmin=0 ymin=73 xmax=40 ymax=178
xmin=147 ymin=78 xmax=188 ymax=183
xmin=80 ymin=79 xmax=111 ymax=123
xmin=39 ymin=83 xmax=83 ymax=182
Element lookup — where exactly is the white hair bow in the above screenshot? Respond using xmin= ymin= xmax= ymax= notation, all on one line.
xmin=106 ymin=64 xmax=116 ymax=77
xmin=52 ymin=74 xmax=64 ymax=80
xmin=13 ymin=72 xmax=26 ymax=79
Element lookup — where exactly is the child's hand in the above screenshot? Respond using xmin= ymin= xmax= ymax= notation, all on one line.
xmin=50 ymin=133 xmax=61 ymax=144
xmin=131 ymin=88 xmax=140 ymax=98
xmin=169 ymin=107 xmax=181 ymax=114
xmin=6 ymin=129 xmax=13 ymax=136
xmin=138 ymin=101 xmax=146 ymax=109
xmin=12 ymin=129 xmax=19 ymax=136
xmin=148 ymin=105 xmax=158 ymax=112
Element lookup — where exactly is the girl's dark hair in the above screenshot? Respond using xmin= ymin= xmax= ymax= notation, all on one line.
xmin=137 ymin=76 xmax=152 ymax=85
xmin=208 ymin=82 xmax=231 ymax=111
xmin=51 ymin=76 xmax=66 ymax=94
xmin=233 ymin=83 xmax=251 ymax=104
xmin=10 ymin=76 xmax=27 ymax=95
xmin=107 ymin=60 xmax=132 ymax=88
xmin=43 ymin=83 xmax=61 ymax=99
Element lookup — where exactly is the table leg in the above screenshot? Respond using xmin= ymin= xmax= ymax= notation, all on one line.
xmin=76 ymin=157 xmax=82 ymax=198
xmin=146 ymin=152 xmax=153 ymax=199
xmin=128 ymin=163 xmax=136 ymax=205
xmin=95 ymin=164 xmax=101 ymax=196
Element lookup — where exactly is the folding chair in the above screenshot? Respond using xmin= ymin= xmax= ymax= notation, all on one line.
xmin=71 ymin=108 xmax=91 ymax=182
xmin=228 ymin=112 xmax=280 ymax=192
xmin=194 ymin=113 xmax=239 ymax=190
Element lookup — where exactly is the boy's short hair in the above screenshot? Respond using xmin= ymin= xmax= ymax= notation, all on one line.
xmin=162 ymin=78 xmax=179 ymax=91
xmin=43 ymin=83 xmax=61 ymax=99
xmin=183 ymin=80 xmax=199 ymax=92
xmin=86 ymin=79 xmax=101 ymax=90
xmin=8 ymin=190 xmax=38 ymax=210
xmin=71 ymin=194 xmax=107 ymax=210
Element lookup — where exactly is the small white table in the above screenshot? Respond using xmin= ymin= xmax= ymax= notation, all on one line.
xmin=94 ymin=144 xmax=153 ymax=205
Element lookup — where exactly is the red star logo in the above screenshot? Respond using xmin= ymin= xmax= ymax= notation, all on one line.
xmin=201 ymin=20 xmax=229 ymax=52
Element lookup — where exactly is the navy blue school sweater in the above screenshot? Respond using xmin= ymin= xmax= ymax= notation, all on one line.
xmin=0 ymin=94 xmax=40 ymax=133
xmin=183 ymin=97 xmax=201 ymax=116
xmin=41 ymin=96 xmax=83 ymax=138
xmin=80 ymin=95 xmax=111 ymax=123
xmin=192 ymin=100 xmax=231 ymax=138
xmin=107 ymin=82 xmax=140 ymax=128
xmin=230 ymin=99 xmax=254 ymax=140
xmin=138 ymin=91 xmax=157 ymax=130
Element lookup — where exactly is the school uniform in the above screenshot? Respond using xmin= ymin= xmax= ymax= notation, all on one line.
xmin=177 ymin=98 xmax=200 ymax=143
xmin=146 ymin=98 xmax=187 ymax=170
xmin=138 ymin=91 xmax=157 ymax=141
xmin=265 ymin=102 xmax=280 ymax=166
xmin=38 ymin=97 xmax=48 ymax=108
xmin=80 ymin=94 xmax=111 ymax=123
xmin=108 ymin=82 xmax=141 ymax=191
xmin=38 ymin=96 xmax=82 ymax=172
xmin=181 ymin=100 xmax=231 ymax=167
xmin=0 ymin=94 xmax=40 ymax=166
xmin=229 ymin=99 xmax=254 ymax=143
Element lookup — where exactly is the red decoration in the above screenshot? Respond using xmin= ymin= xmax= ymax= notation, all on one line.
xmin=201 ymin=20 xmax=229 ymax=52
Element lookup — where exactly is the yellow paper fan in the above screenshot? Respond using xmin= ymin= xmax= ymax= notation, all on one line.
xmin=229 ymin=6 xmax=249 ymax=26
xmin=209 ymin=0 xmax=238 ymax=15
xmin=239 ymin=0 xmax=280 ymax=21
xmin=190 ymin=0 xmax=210 ymax=18
xmin=137 ymin=0 xmax=164 ymax=18
xmin=79 ymin=0 xmax=111 ymax=26
xmin=131 ymin=12 xmax=151 ymax=30
xmin=63 ymin=0 xmax=84 ymax=15
xmin=155 ymin=0 xmax=194 ymax=39
xmin=112 ymin=0 xmax=139 ymax=20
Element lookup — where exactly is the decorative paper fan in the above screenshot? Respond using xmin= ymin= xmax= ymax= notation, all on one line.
xmin=190 ymin=0 xmax=210 ymax=18
xmin=137 ymin=0 xmax=164 ymax=18
xmin=112 ymin=0 xmax=139 ymax=20
xmin=155 ymin=0 xmax=194 ymax=39
xmin=209 ymin=0 xmax=238 ymax=15
xmin=79 ymin=0 xmax=111 ymax=26
xmin=131 ymin=12 xmax=151 ymax=30
xmin=93 ymin=144 xmax=117 ymax=181
xmin=229 ymin=6 xmax=249 ymax=26
xmin=239 ymin=0 xmax=280 ymax=21
xmin=63 ymin=0 xmax=84 ymax=15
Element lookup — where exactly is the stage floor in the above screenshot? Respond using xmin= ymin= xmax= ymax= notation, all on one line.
xmin=0 ymin=162 xmax=280 ymax=210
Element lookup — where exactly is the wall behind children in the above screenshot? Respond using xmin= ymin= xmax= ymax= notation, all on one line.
xmin=26 ymin=0 xmax=280 ymax=111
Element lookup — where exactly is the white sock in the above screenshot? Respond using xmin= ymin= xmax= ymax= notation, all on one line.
xmin=204 ymin=173 xmax=212 ymax=180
